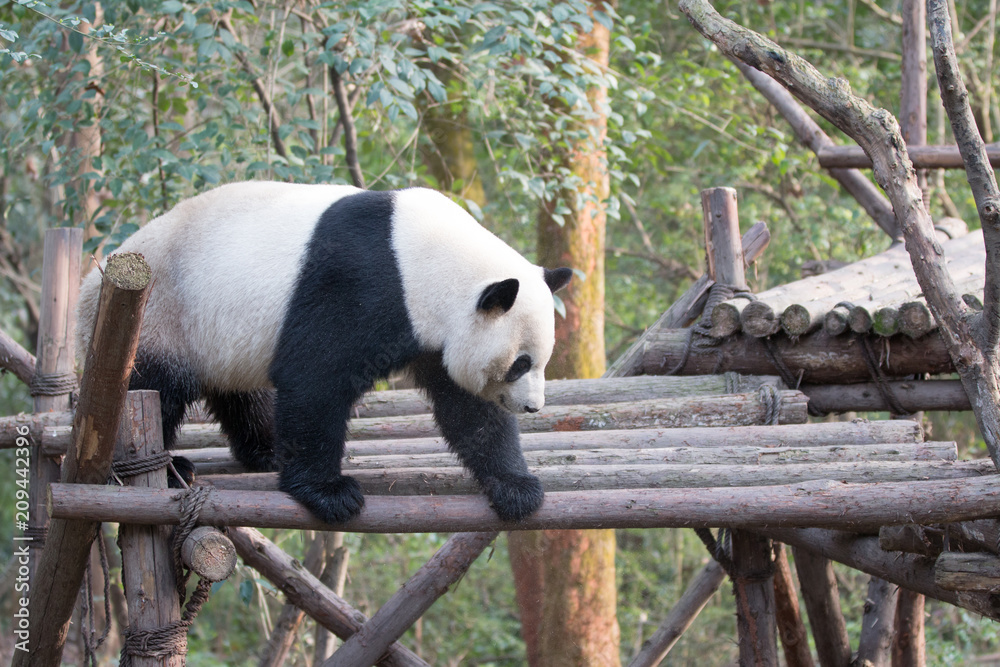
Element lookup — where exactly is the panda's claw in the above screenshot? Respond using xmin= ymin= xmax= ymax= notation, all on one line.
xmin=281 ymin=474 xmax=365 ymax=525
xmin=484 ymin=472 xmax=544 ymax=522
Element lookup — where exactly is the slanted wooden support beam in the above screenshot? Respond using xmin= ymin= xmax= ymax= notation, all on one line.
xmin=0 ymin=326 xmax=35 ymax=387
xmin=116 ymin=391 xmax=184 ymax=667
xmin=15 ymin=252 xmax=151 ymax=667
xmin=259 ymin=535 xmax=327 ymax=667
xmin=228 ymin=526 xmax=427 ymax=667
xmin=772 ymin=544 xmax=814 ymax=667
xmin=791 ymin=547 xmax=851 ymax=667
xmin=327 ymin=532 xmax=497 ymax=667
xmin=817 ymin=144 xmax=1000 ymax=169
xmin=766 ymin=528 xmax=1000 ymax=620
xmin=627 ymin=560 xmax=727 ymax=667
xmin=854 ymin=577 xmax=898 ymax=667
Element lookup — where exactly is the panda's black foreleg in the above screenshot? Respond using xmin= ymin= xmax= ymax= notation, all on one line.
xmin=271 ymin=378 xmax=365 ymax=525
xmin=205 ymin=389 xmax=278 ymax=472
xmin=411 ymin=353 xmax=544 ymax=522
xmin=129 ymin=351 xmax=201 ymax=486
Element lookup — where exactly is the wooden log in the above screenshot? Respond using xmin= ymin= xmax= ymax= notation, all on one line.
xmin=872 ymin=306 xmax=900 ymax=337
xmin=356 ymin=373 xmax=782 ymax=419
xmin=792 ymin=547 xmax=851 ymax=667
xmin=181 ymin=441 xmax=956 ymax=476
xmin=116 ymin=391 xmax=183 ymax=667
xmin=314 ymin=533 xmax=350 ymax=663
xmin=641 ymin=329 xmax=955 ymax=383
xmin=702 ymin=187 xmax=748 ymax=290
xmin=878 ymin=525 xmax=944 ymax=557
xmin=48 ymin=472 xmax=1000 ymax=533
xmin=327 ymin=532 xmax=497 ymax=667
xmin=880 ymin=520 xmax=1000 ymax=557
xmin=817 ymin=144 xmax=1000 ymax=169
xmin=626 ymin=560 xmax=727 ymax=667
xmin=28 ymin=228 xmax=82 ymax=583
xmin=0 ymin=326 xmax=35 ymax=387
xmin=801 ymin=380 xmax=971 ymax=413
xmin=772 ymin=544 xmax=814 ymax=667
xmin=732 ymin=530 xmax=778 ymax=666
xmin=934 ymin=552 xmax=1000 ymax=593
xmin=823 ymin=304 xmax=851 ymax=336
xmin=897 ymin=301 xmax=935 ymax=339
xmin=228 ymin=526 xmax=427 ymax=667
xmin=892 ymin=589 xmax=926 ymax=667
xmin=854 ymin=577 xmax=898 ymax=667
xmin=900 ymin=0 xmax=928 ymax=203
xmin=9 ymin=413 xmax=924 ymax=454
xmin=259 ymin=535 xmax=326 ymax=667
xmin=181 ymin=526 xmax=237 ymax=583
xmin=765 ymin=528 xmax=1000 ymax=620
xmin=337 ymin=391 xmax=810 ymax=441
xmin=606 ymin=221 xmax=770 ymax=377
xmin=199 ymin=459 xmax=992 ymax=496
xmin=16 ymin=252 xmax=151 ymax=667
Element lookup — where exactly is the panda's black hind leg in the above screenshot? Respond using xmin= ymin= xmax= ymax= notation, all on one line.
xmin=205 ymin=389 xmax=278 ymax=472
xmin=128 ymin=351 xmax=201 ymax=487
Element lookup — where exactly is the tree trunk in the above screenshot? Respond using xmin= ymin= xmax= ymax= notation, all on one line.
xmin=508 ymin=4 xmax=619 ymax=663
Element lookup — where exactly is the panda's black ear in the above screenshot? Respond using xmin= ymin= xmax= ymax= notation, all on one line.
xmin=477 ymin=278 xmax=520 ymax=313
xmin=544 ymin=267 xmax=573 ymax=293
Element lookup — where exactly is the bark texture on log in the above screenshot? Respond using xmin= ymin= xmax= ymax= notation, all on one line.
xmin=772 ymin=544 xmax=814 ymax=667
xmin=0 ymin=326 xmax=35 ymax=387
xmin=802 ymin=380 xmax=970 ymax=413
xmin=892 ymin=589 xmax=926 ymax=667
xmin=934 ymin=552 xmax=1000 ymax=593
xmin=732 ymin=530 xmax=778 ymax=666
xmin=852 ymin=577 xmax=898 ymax=667
xmin=49 ymin=472 xmax=1000 ymax=533
xmin=818 ymin=144 xmax=1000 ymax=169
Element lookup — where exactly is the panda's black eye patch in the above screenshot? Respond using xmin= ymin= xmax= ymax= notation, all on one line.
xmin=505 ymin=354 xmax=532 ymax=383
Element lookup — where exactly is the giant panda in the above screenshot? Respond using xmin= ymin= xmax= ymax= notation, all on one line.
xmin=76 ymin=182 xmax=572 ymax=525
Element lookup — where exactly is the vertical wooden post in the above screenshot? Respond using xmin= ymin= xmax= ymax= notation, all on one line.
xmin=772 ymin=544 xmax=814 ymax=667
xmin=28 ymin=228 xmax=82 ymax=580
xmin=117 ymin=391 xmax=184 ymax=667
xmin=701 ymin=188 xmax=777 ymax=665
xmin=792 ymin=547 xmax=851 ymax=667
xmin=732 ymin=530 xmax=778 ymax=667
xmin=892 ymin=589 xmax=926 ymax=667
xmin=901 ymin=0 xmax=929 ymax=205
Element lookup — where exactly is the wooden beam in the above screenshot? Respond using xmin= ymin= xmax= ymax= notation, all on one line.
xmin=854 ymin=577 xmax=898 ymax=667
xmin=934 ymin=553 xmax=1000 ymax=593
xmin=228 ymin=526 xmax=427 ymax=667
xmin=626 ymin=561 xmax=727 ymax=667
xmin=327 ymin=532 xmax=497 ymax=666
xmin=817 ymin=144 xmax=1000 ymax=169
xmin=48 ymin=472 xmax=1000 ymax=533
xmin=0 ymin=326 xmax=35 ymax=387
xmin=15 ymin=252 xmax=151 ymax=667
xmin=772 ymin=544 xmax=814 ymax=667
xmin=732 ymin=530 xmax=778 ymax=665
xmin=801 ymin=380 xmax=971 ymax=413
xmin=791 ymin=547 xmax=851 ymax=667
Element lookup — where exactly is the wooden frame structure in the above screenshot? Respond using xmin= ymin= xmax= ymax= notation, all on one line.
xmin=2 ymin=3 xmax=999 ymax=666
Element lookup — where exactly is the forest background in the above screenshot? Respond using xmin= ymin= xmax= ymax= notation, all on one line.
xmin=0 ymin=0 xmax=998 ymax=664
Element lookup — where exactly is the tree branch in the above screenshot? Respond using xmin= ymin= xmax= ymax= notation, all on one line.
xmin=330 ymin=67 xmax=365 ymax=189
xmin=0 ymin=327 xmax=35 ymax=386
xmin=215 ymin=12 xmax=289 ymax=161
xmin=677 ymin=0 xmax=1000 ymax=469
xmin=928 ymin=0 xmax=1000 ymax=354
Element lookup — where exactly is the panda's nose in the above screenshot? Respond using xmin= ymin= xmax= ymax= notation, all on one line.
xmin=524 ymin=405 xmax=540 ymax=413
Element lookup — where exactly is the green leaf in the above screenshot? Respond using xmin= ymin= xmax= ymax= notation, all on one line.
xmin=160 ymin=0 xmax=183 ymax=13
xmin=282 ymin=38 xmax=294 ymax=57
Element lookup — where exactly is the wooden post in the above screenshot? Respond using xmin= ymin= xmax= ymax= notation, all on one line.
xmin=259 ymin=534 xmax=326 ymax=667
xmin=731 ymin=530 xmax=778 ymax=666
xmin=627 ymin=560 xmax=727 ymax=667
xmin=117 ymin=391 xmax=184 ymax=667
xmin=14 ymin=252 xmax=151 ymax=667
xmin=772 ymin=544 xmax=814 ymax=667
xmin=701 ymin=187 xmax=747 ymax=292
xmin=901 ymin=0 xmax=928 ymax=205
xmin=315 ymin=533 xmax=350 ymax=663
xmin=27 ymin=228 xmax=82 ymax=581
xmin=892 ymin=589 xmax=926 ymax=667
xmin=327 ymin=532 xmax=498 ymax=667
xmin=792 ymin=547 xmax=851 ymax=667
xmin=854 ymin=577 xmax=899 ymax=667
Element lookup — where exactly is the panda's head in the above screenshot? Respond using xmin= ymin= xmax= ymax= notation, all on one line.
xmin=445 ymin=266 xmax=573 ymax=414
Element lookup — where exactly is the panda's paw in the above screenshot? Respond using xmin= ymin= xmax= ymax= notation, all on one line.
xmin=167 ymin=455 xmax=196 ymax=488
xmin=282 ymin=474 xmax=365 ymax=525
xmin=484 ymin=472 xmax=544 ymax=522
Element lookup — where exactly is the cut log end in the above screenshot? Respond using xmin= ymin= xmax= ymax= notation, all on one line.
xmin=182 ymin=526 xmax=238 ymax=582
xmin=104 ymin=252 xmax=151 ymax=291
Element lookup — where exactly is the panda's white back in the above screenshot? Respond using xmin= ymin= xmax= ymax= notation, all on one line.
xmin=77 ymin=182 xmax=360 ymax=390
